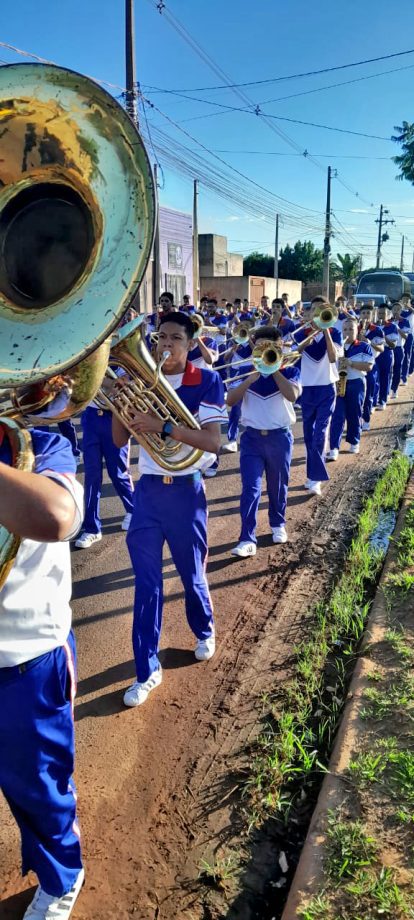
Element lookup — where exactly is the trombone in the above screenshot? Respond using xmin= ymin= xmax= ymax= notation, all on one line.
xmin=222 ymin=328 xmax=318 ymax=385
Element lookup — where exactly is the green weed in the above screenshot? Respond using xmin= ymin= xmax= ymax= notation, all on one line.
xmin=326 ymin=814 xmax=377 ymax=880
xmin=298 ymin=893 xmax=331 ymax=919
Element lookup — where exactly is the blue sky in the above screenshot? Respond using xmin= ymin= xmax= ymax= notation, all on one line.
xmin=3 ymin=0 xmax=414 ymax=268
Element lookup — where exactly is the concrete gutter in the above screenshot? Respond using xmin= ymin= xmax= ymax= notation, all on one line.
xmin=281 ymin=475 xmax=414 ymax=920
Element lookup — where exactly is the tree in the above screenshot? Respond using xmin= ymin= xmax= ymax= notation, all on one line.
xmin=243 ymin=251 xmax=274 ymax=277
xmin=392 ymin=121 xmax=414 ymax=184
xmin=330 ymin=253 xmax=361 ymax=283
xmin=278 ymin=240 xmax=323 ymax=283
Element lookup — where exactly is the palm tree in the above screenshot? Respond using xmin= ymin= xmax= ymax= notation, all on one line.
xmin=331 ymin=253 xmax=361 ymax=295
xmin=392 ymin=122 xmax=414 ymax=185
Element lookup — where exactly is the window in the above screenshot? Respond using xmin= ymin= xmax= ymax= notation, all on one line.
xmin=165 ymin=274 xmax=186 ymax=305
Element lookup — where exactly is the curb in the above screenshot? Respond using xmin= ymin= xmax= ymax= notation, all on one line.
xmin=281 ymin=473 xmax=414 ymax=920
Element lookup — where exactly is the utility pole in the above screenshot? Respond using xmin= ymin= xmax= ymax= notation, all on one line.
xmin=322 ymin=166 xmax=332 ymax=300
xmin=274 ymin=213 xmax=279 ymax=297
xmin=192 ymin=179 xmax=200 ymax=307
xmin=400 ymin=235 xmax=405 ymax=272
xmin=152 ymin=163 xmax=161 ymax=307
xmin=375 ymin=204 xmax=394 ymax=269
xmin=125 ymin=0 xmax=138 ymax=126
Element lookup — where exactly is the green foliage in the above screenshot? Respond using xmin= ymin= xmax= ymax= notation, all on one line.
xmin=392 ymin=121 xmax=414 ymax=185
xmin=278 ymin=240 xmax=324 ymax=283
xmin=326 ymin=814 xmax=378 ymax=880
xmin=243 ymin=250 xmax=274 ymax=277
xmin=331 ymin=253 xmax=362 ymax=283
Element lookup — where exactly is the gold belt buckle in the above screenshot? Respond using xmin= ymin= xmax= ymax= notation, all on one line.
xmin=162 ymin=475 xmax=173 ymax=485
xmin=260 ymin=429 xmax=268 ymax=436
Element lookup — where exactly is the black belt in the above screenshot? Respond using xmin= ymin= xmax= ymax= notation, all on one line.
xmin=141 ymin=472 xmax=202 ymax=485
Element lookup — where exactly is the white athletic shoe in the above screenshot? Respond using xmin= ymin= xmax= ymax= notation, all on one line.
xmin=350 ymin=443 xmax=360 ymax=454
xmin=308 ymin=480 xmax=322 ymax=496
xmin=326 ymin=449 xmax=339 ymax=462
xmin=231 ymin=541 xmax=257 ymax=558
xmin=23 ymin=869 xmax=85 ymax=919
xmin=74 ymin=532 xmax=102 ymax=549
xmin=390 ymin=391 xmax=397 ymax=399
xmin=361 ymin=421 xmax=370 ymax=431
xmin=195 ymin=632 xmax=215 ymax=661
xmin=304 ymin=478 xmax=312 ymax=489
xmin=377 ymin=402 xmax=386 ymax=411
xmin=121 ymin=512 xmax=132 ymax=531
xmin=204 ymin=468 xmax=217 ymax=478
xmin=272 ymin=525 xmax=288 ymax=544
xmin=222 ymin=441 xmax=238 ymax=453
xmin=401 ymin=380 xmax=407 ymax=386
xmin=123 ymin=670 xmax=162 ymax=707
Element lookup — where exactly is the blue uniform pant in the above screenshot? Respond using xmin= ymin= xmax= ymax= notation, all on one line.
xmin=363 ymin=365 xmax=378 ymax=423
xmin=127 ymin=474 xmax=214 ymax=682
xmin=402 ymin=334 xmax=413 ymax=383
xmin=227 ymin=403 xmax=241 ymax=443
xmin=376 ymin=349 xmax=394 ymax=404
xmin=410 ymin=342 xmax=414 ymax=376
xmin=0 ymin=633 xmax=82 ymax=897
xmin=301 ymin=385 xmax=336 ymax=482
xmin=81 ymin=407 xmax=134 ymax=534
xmin=330 ymin=378 xmax=365 ymax=449
xmin=239 ymin=427 xmax=293 ymax=543
xmin=57 ymin=421 xmax=80 ymax=459
xmin=391 ymin=346 xmax=404 ymax=395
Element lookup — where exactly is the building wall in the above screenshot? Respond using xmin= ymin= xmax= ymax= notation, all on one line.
xmin=301 ymin=280 xmax=343 ymax=303
xmin=159 ymin=206 xmax=193 ymax=304
xmin=199 ymin=234 xmax=243 ymax=278
xmin=200 ymin=276 xmax=302 ymax=305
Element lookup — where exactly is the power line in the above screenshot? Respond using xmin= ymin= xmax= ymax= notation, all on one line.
xmin=205 ymin=150 xmax=392 ymax=161
xmin=141 ymin=43 xmax=414 ymax=92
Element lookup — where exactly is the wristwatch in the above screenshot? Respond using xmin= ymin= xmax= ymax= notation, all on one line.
xmin=161 ymin=420 xmax=174 ymax=441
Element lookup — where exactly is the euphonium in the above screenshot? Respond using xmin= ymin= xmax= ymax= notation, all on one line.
xmin=0 ymin=62 xmax=156 ymax=587
xmin=97 ymin=317 xmax=205 ymax=472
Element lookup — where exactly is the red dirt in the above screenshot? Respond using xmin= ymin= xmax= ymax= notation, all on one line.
xmin=0 ymin=390 xmax=413 ymax=920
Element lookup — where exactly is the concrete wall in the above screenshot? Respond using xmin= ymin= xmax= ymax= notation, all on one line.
xmin=301 ymin=280 xmax=344 ymax=303
xmin=159 ymin=206 xmax=193 ymax=302
xmin=200 ymin=276 xmax=302 ymax=305
xmin=199 ymin=234 xmax=243 ymax=277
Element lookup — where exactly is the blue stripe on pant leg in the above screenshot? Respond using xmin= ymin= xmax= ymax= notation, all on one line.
xmin=0 ymin=636 xmax=82 ymax=897
xmin=330 ymin=394 xmax=346 ymax=451
xmin=227 ymin=403 xmax=241 ymax=442
xmin=101 ymin=413 xmax=134 ymax=515
xmin=377 ymin=350 xmax=394 ymax=404
xmin=239 ymin=430 xmax=266 ymax=543
xmin=363 ymin=365 xmax=377 ymax=423
xmin=345 ymin=378 xmax=365 ymax=445
xmin=164 ymin=481 xmax=214 ymax=640
xmin=81 ymin=408 xmax=104 ymax=534
xmin=302 ymin=386 xmax=335 ymax=481
xmin=402 ymin=334 xmax=413 ymax=383
xmin=391 ymin=346 xmax=404 ymax=395
xmin=264 ymin=428 xmax=293 ymax=529
xmin=127 ymin=479 xmax=164 ymax=682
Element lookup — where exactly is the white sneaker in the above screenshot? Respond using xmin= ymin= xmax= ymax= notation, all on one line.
xmin=361 ymin=421 xmax=370 ymax=431
xmin=195 ymin=632 xmax=215 ymax=661
xmin=377 ymin=402 xmax=386 ymax=411
xmin=308 ymin=480 xmax=321 ymax=496
xmin=231 ymin=541 xmax=257 ymax=558
xmin=123 ymin=670 xmax=162 ymax=707
xmin=350 ymin=443 xmax=360 ymax=454
xmin=272 ymin=525 xmax=288 ymax=544
xmin=390 ymin=391 xmax=397 ymax=399
xmin=222 ymin=441 xmax=238 ymax=453
xmin=204 ymin=468 xmax=217 ymax=478
xmin=326 ymin=449 xmax=339 ymax=462
xmin=74 ymin=532 xmax=102 ymax=549
xmin=23 ymin=869 xmax=85 ymax=919
xmin=121 ymin=512 xmax=132 ymax=531
xmin=304 ymin=478 xmax=312 ymax=489
xmin=401 ymin=380 xmax=407 ymax=386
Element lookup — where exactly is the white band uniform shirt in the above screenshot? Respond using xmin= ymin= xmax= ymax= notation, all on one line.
xmin=230 ymin=365 xmax=302 ymax=430
xmin=344 ymin=339 xmax=375 ymax=382
xmin=292 ymin=327 xmax=343 ymax=385
xmin=0 ymin=429 xmax=83 ymax=668
xmin=188 ymin=335 xmax=219 ymax=371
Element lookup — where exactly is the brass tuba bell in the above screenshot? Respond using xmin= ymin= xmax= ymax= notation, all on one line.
xmin=0 ymin=62 xmax=156 ymax=587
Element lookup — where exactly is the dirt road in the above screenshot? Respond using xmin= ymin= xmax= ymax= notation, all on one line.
xmin=1 ymin=390 xmax=413 ymax=920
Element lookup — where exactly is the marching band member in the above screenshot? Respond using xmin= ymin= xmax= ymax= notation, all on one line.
xmin=327 ymin=316 xmax=374 ymax=459
xmin=376 ymin=305 xmax=399 ymax=410
xmin=270 ymin=298 xmax=296 ymax=340
xmin=281 ymin=292 xmax=294 ymax=319
xmin=222 ymin=339 xmax=253 ymax=453
xmin=333 ymin=295 xmax=357 ymax=333
xmin=358 ymin=305 xmax=385 ymax=431
xmin=146 ymin=291 xmax=175 ymax=334
xmin=390 ymin=302 xmax=409 ymax=399
xmin=75 ymin=397 xmax=134 ymax=549
xmin=112 ymin=312 xmax=226 ymax=707
xmin=0 ymin=425 xmax=84 ymax=920
xmin=188 ymin=333 xmax=218 ymax=371
xmin=399 ymin=293 xmax=414 ymax=385
xmin=227 ymin=327 xmax=301 ymax=557
xmin=292 ymin=300 xmax=343 ymax=495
